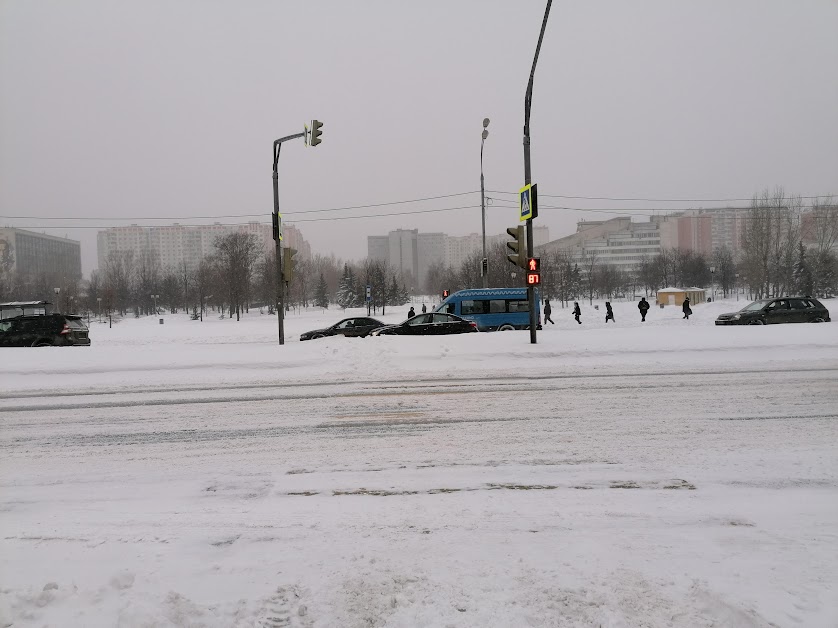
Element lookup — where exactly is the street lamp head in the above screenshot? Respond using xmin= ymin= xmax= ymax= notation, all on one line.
xmin=482 ymin=118 xmax=490 ymax=128
xmin=710 ymin=266 xmax=716 ymax=273
xmin=481 ymin=129 xmax=489 ymax=140
xmin=54 ymin=287 xmax=60 ymax=295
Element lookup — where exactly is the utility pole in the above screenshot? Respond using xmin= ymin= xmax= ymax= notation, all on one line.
xmin=272 ymin=122 xmax=322 ymax=345
xmin=480 ymin=118 xmax=490 ymax=288
xmin=523 ymin=0 xmax=552 ymax=344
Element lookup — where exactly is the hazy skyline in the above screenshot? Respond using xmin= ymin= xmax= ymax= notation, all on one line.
xmin=2 ymin=0 xmax=837 ymax=275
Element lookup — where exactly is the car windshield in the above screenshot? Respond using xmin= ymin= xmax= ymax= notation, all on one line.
xmin=741 ymin=300 xmax=770 ymax=312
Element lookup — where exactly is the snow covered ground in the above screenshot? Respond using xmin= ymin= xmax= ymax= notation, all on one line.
xmin=1 ymin=297 xmax=837 ymax=627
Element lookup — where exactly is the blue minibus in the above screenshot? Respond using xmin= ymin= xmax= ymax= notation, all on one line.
xmin=434 ymin=288 xmax=541 ymax=331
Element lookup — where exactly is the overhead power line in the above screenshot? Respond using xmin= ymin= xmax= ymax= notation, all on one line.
xmin=488 ymin=190 xmax=835 ymax=202
xmin=0 ymin=190 xmax=480 ymax=221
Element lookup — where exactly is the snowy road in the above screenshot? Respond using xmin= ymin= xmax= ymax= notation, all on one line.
xmin=2 ymin=304 xmax=838 ymax=627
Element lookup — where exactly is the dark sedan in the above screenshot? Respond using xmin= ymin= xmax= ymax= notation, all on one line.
xmin=299 ymin=317 xmax=385 ymax=340
xmin=715 ymin=297 xmax=830 ymax=325
xmin=370 ymin=312 xmax=478 ymax=336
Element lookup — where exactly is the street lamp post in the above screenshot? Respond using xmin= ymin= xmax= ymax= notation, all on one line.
xmin=151 ymin=294 xmax=159 ymax=315
xmin=480 ymin=118 xmax=490 ymax=288
xmin=53 ymin=287 xmax=60 ymax=313
xmin=97 ymin=297 xmax=102 ymax=322
xmin=735 ymin=273 xmax=740 ymax=301
xmin=709 ymin=266 xmax=716 ymax=302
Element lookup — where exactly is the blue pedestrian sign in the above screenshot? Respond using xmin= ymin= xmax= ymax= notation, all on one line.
xmin=519 ymin=183 xmax=538 ymax=221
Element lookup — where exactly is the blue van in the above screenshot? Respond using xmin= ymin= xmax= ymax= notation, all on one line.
xmin=434 ymin=288 xmax=541 ymax=331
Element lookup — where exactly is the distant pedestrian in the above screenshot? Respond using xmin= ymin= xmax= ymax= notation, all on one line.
xmin=421 ymin=303 xmax=427 ymax=314
xmin=605 ymin=301 xmax=615 ymax=323
xmin=544 ymin=300 xmax=554 ymax=324
xmin=573 ymin=302 xmax=582 ymax=324
xmin=682 ymin=297 xmax=692 ymax=320
xmin=638 ymin=297 xmax=650 ymax=322
xmin=408 ymin=306 xmax=416 ymax=318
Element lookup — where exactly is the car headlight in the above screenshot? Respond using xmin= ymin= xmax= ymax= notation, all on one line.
xmin=733 ymin=314 xmax=741 ymax=320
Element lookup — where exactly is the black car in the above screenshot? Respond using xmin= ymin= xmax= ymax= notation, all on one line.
xmin=0 ymin=314 xmax=91 ymax=347
xmin=370 ymin=312 xmax=478 ymax=336
xmin=299 ymin=317 xmax=385 ymax=340
xmin=715 ymin=297 xmax=830 ymax=325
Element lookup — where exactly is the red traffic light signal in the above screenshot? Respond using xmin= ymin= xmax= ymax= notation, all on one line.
xmin=527 ymin=257 xmax=540 ymax=272
xmin=442 ymin=289 xmax=450 ymax=298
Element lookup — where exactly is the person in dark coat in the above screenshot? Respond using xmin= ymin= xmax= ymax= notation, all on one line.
xmin=408 ymin=306 xmax=416 ymax=318
xmin=638 ymin=297 xmax=650 ymax=322
xmin=421 ymin=303 xmax=427 ymax=314
xmin=682 ymin=297 xmax=692 ymax=320
xmin=544 ymin=300 xmax=554 ymax=324
xmin=573 ymin=302 xmax=581 ymax=324
xmin=605 ymin=301 xmax=615 ymax=323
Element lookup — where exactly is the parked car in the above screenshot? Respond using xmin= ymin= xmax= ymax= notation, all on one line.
xmin=715 ymin=297 xmax=830 ymax=325
xmin=0 ymin=314 xmax=91 ymax=346
xmin=369 ymin=312 xmax=478 ymax=336
xmin=299 ymin=317 xmax=385 ymax=340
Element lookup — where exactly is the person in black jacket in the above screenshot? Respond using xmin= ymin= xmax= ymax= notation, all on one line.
xmin=605 ymin=301 xmax=615 ymax=323
xmin=408 ymin=306 xmax=416 ymax=318
xmin=573 ymin=302 xmax=582 ymax=324
xmin=682 ymin=297 xmax=692 ymax=320
xmin=544 ymin=300 xmax=554 ymax=324
xmin=638 ymin=297 xmax=650 ymax=322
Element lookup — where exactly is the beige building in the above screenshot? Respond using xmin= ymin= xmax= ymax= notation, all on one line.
xmin=97 ymin=222 xmax=311 ymax=271
xmin=655 ymin=287 xmax=706 ymax=307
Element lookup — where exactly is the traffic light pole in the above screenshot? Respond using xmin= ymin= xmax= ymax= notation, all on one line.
xmin=523 ymin=0 xmax=552 ymax=345
xmin=272 ymin=132 xmax=305 ymax=346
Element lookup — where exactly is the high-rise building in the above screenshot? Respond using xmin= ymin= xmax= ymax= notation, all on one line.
xmin=97 ymin=222 xmax=311 ymax=271
xmin=0 ymin=228 xmax=82 ymax=280
xmin=366 ymin=226 xmax=550 ymax=288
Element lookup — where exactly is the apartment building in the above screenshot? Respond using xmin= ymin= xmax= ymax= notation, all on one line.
xmin=0 ymin=227 xmax=82 ymax=280
xmin=366 ymin=226 xmax=550 ymax=289
xmin=97 ymin=222 xmax=311 ymax=271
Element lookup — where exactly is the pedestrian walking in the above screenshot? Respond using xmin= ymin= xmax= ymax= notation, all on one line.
xmin=544 ymin=300 xmax=554 ymax=324
xmin=638 ymin=297 xmax=650 ymax=322
xmin=573 ymin=302 xmax=582 ymax=324
xmin=421 ymin=303 xmax=427 ymax=314
xmin=605 ymin=301 xmax=615 ymax=323
xmin=682 ymin=297 xmax=692 ymax=320
xmin=408 ymin=306 xmax=416 ymax=318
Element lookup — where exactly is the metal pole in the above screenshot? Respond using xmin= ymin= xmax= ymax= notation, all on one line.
xmin=273 ymin=140 xmax=285 ymax=345
xmin=523 ymin=0 xmax=552 ymax=344
xmin=271 ymin=131 xmax=306 ymax=346
xmin=481 ymin=138 xmax=487 ymax=288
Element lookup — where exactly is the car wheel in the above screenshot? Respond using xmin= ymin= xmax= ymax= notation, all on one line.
xmin=498 ymin=324 xmax=515 ymax=331
xmin=32 ymin=340 xmax=52 ymax=347
xmin=748 ymin=319 xmax=764 ymax=326
xmin=811 ymin=317 xmax=825 ymax=323
xmin=312 ymin=333 xmax=325 ymax=339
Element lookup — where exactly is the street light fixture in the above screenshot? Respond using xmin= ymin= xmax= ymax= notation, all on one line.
xmin=480 ymin=117 xmax=490 ymax=288
xmin=151 ymin=294 xmax=160 ymax=315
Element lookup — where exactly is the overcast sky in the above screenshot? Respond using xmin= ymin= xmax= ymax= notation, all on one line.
xmin=1 ymin=0 xmax=837 ymax=275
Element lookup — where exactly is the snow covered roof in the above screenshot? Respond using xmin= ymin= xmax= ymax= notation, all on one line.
xmin=657 ymin=288 xmax=683 ymax=293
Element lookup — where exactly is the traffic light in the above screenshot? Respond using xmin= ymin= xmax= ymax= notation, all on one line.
xmin=442 ymin=289 xmax=450 ymax=298
xmin=282 ymin=247 xmax=297 ymax=282
xmin=506 ymin=226 xmax=526 ymax=268
xmin=526 ymin=257 xmax=541 ymax=286
xmin=310 ymin=119 xmax=324 ymax=146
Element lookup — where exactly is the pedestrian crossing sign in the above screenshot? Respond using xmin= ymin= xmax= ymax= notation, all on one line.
xmin=519 ymin=183 xmax=538 ymax=221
